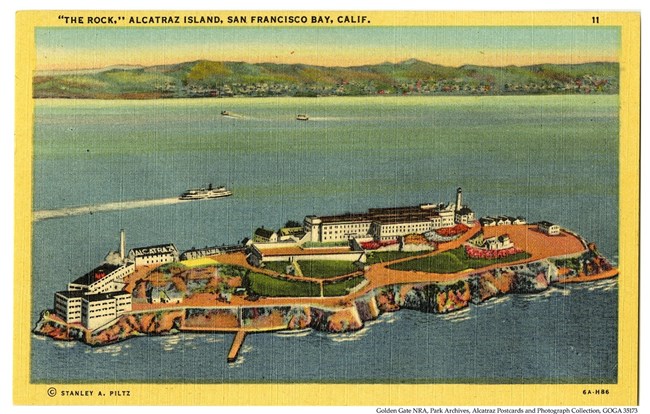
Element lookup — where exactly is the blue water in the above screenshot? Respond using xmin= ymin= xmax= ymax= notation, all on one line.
xmin=31 ymin=281 xmax=618 ymax=383
xmin=30 ymin=96 xmax=618 ymax=383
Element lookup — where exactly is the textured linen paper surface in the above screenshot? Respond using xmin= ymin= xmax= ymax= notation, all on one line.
xmin=14 ymin=10 xmax=640 ymax=406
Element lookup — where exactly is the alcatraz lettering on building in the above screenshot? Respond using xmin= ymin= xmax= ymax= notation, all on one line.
xmin=130 ymin=245 xmax=178 ymax=257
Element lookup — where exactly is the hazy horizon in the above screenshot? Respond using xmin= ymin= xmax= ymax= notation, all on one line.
xmin=36 ymin=26 xmax=620 ymax=71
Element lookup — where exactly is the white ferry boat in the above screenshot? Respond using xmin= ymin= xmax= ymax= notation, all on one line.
xmin=179 ymin=184 xmax=232 ymax=200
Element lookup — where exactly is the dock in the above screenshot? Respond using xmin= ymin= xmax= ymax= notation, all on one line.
xmin=227 ymin=331 xmax=247 ymax=362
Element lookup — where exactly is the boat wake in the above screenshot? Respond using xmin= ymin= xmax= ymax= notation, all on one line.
xmin=33 ymin=197 xmax=192 ymax=222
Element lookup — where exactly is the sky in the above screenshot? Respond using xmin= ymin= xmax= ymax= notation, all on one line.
xmin=35 ymin=25 xmax=620 ymax=71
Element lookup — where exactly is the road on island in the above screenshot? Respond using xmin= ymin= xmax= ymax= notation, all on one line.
xmin=126 ymin=223 xmax=588 ymax=311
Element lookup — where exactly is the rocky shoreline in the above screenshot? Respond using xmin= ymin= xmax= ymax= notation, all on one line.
xmin=33 ymin=255 xmax=617 ymax=348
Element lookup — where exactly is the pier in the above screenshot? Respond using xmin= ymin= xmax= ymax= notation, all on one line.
xmin=228 ymin=331 xmax=247 ymax=363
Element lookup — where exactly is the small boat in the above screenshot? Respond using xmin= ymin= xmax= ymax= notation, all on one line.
xmin=296 ymin=114 xmax=309 ymax=121
xmin=179 ymin=183 xmax=232 ymax=200
xmin=221 ymin=110 xmax=231 ymax=116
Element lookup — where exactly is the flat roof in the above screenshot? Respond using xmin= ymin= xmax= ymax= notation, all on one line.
xmin=71 ymin=263 xmax=120 ymax=286
xmin=375 ymin=214 xmax=436 ymax=225
xmin=83 ymin=291 xmax=131 ymax=302
xmin=256 ymin=245 xmax=357 ymax=257
xmin=319 ymin=214 xmax=372 ymax=224
xmin=56 ymin=290 xmax=86 ymax=299
xmin=318 ymin=203 xmax=453 ymax=225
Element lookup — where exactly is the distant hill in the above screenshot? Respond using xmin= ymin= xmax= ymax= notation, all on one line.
xmin=33 ymin=59 xmax=619 ymax=99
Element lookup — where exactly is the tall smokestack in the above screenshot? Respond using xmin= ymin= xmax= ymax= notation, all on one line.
xmin=456 ymin=187 xmax=463 ymax=211
xmin=120 ymin=229 xmax=126 ymax=261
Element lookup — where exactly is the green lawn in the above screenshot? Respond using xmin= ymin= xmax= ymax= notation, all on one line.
xmin=298 ymin=260 xmax=357 ymax=278
xmin=263 ymin=261 xmax=292 ymax=274
xmin=365 ymin=250 xmax=425 ymax=265
xmin=323 ymin=276 xmax=366 ymax=297
xmin=246 ymin=272 xmax=320 ymax=297
xmin=388 ymin=247 xmax=531 ymax=274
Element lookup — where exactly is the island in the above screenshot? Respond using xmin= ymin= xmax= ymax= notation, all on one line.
xmin=34 ymin=188 xmax=617 ymax=362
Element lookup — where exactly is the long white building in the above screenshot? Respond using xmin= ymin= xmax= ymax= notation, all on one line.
xmin=128 ymin=243 xmax=179 ymax=267
xmin=303 ymin=188 xmax=473 ymax=243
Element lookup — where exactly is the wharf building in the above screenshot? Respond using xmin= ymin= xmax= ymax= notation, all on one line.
xmin=55 ymin=262 xmax=135 ymax=329
xmin=303 ymin=188 xmax=474 ymax=243
xmin=54 ymin=230 xmax=179 ymax=330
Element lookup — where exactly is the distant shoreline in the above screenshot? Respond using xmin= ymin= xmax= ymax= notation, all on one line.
xmin=33 ymin=60 xmax=618 ymax=100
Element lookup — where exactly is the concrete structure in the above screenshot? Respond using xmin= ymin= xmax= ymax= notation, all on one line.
xmin=128 ymin=244 xmax=179 ymax=267
xmin=483 ymin=235 xmax=514 ymax=250
xmin=247 ymin=242 xmax=366 ymax=267
xmin=180 ymin=244 xmax=245 ymax=260
xmin=455 ymin=187 xmax=463 ymax=211
xmin=55 ymin=249 xmax=135 ymax=328
xmin=455 ymin=207 xmax=476 ymax=225
xmin=370 ymin=216 xmax=434 ymax=241
xmin=148 ymin=287 xmax=184 ymax=304
xmin=303 ymin=189 xmax=471 ymax=243
xmin=253 ymin=227 xmax=278 ymax=243
xmin=66 ymin=263 xmax=134 ymax=294
xmin=81 ymin=291 xmax=132 ymax=330
xmin=538 ymin=221 xmax=561 ymax=236
xmin=480 ymin=216 xmax=526 ymax=227
xmin=54 ymin=290 xmax=85 ymax=323
xmin=304 ymin=214 xmax=372 ymax=243
xmin=452 ymin=188 xmax=475 ymax=225
xmin=479 ymin=217 xmax=497 ymax=227
xmin=278 ymin=226 xmax=306 ymax=242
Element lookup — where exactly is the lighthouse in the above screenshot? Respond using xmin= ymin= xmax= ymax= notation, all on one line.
xmin=455 ymin=187 xmax=463 ymax=211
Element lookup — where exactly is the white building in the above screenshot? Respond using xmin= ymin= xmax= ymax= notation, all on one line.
xmin=455 ymin=207 xmax=476 ymax=225
xmin=81 ymin=291 xmax=132 ymax=330
xmin=54 ymin=290 xmax=85 ymax=323
xmin=248 ymin=242 xmax=366 ymax=267
xmin=252 ymin=227 xmax=278 ymax=243
xmin=431 ymin=210 xmax=456 ymax=229
xmin=512 ymin=217 xmax=527 ymax=225
xmin=304 ymin=214 xmax=372 ymax=243
xmin=128 ymin=244 xmax=179 ymax=267
xmin=67 ymin=263 xmax=134 ymax=294
xmin=496 ymin=216 xmax=512 ymax=226
xmin=483 ymin=235 xmax=514 ymax=250
xmin=479 ymin=217 xmax=497 ymax=227
xmin=538 ymin=221 xmax=561 ymax=236
xmin=370 ymin=217 xmax=434 ymax=241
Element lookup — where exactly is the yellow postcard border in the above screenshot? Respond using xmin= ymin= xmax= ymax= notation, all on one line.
xmin=14 ymin=11 xmax=640 ymax=406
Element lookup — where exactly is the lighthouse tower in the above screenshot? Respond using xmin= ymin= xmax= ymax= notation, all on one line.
xmin=455 ymin=187 xmax=463 ymax=211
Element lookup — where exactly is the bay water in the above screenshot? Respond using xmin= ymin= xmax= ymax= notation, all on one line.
xmin=30 ymin=95 xmax=618 ymax=383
